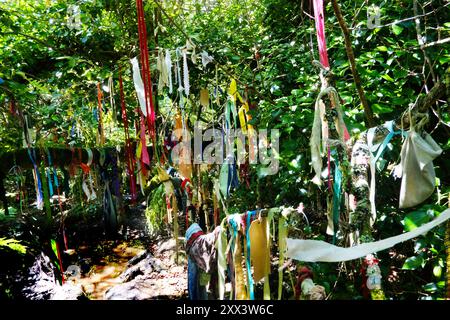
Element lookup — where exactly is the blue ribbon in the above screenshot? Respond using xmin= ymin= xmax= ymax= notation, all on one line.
xmin=27 ymin=148 xmax=44 ymax=206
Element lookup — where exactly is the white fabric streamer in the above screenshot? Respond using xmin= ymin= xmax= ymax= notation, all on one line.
xmin=286 ymin=208 xmax=450 ymax=262
xmin=130 ymin=57 xmax=147 ymax=117
xmin=165 ymin=49 xmax=173 ymax=94
xmin=183 ymin=49 xmax=190 ymax=96
xmin=176 ymin=48 xmax=183 ymax=93
xmin=201 ymin=50 xmax=214 ymax=67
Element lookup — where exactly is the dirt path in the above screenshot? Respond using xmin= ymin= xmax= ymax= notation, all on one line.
xmin=72 ymin=239 xmax=187 ymax=300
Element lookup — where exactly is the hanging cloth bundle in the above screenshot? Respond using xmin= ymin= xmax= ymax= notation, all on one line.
xmin=398 ymin=113 xmax=442 ymax=208
xmin=119 ymin=68 xmax=138 ymax=203
xmin=310 ymin=87 xmax=349 ymax=186
xmin=157 ymin=49 xmax=169 ymax=92
xmin=136 ymin=0 xmax=157 ymax=149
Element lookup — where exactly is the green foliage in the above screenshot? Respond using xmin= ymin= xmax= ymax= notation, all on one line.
xmin=0 ymin=0 xmax=448 ymax=300
xmin=0 ymin=238 xmax=27 ymax=255
xmin=145 ymin=184 xmax=167 ymax=236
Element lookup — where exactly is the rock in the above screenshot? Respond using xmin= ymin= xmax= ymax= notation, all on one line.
xmin=104 ymin=280 xmax=154 ymax=300
xmin=156 ymin=239 xmax=177 ymax=255
xmin=51 ymin=283 xmax=86 ymax=300
xmin=19 ymin=251 xmax=88 ymax=300
xmin=104 ymin=244 xmax=187 ymax=300
xmin=120 ymin=254 xmax=154 ymax=282
xmin=21 ymin=252 xmax=58 ymax=300
xmin=127 ymin=250 xmax=150 ymax=267
xmin=120 ymin=264 xmax=144 ymax=282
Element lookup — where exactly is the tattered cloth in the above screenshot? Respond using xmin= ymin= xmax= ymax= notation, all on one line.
xmin=185 ymin=223 xmax=221 ymax=273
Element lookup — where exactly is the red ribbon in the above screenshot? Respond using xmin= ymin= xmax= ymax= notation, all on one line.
xmin=186 ymin=230 xmax=204 ymax=249
xmin=136 ymin=0 xmax=156 ymax=148
xmin=295 ymin=266 xmax=314 ymax=300
xmin=313 ymin=0 xmax=330 ymax=68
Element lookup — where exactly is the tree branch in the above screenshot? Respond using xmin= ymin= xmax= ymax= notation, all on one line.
xmin=331 ymin=0 xmax=376 ymax=128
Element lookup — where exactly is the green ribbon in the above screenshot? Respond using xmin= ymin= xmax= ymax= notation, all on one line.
xmin=332 ymin=153 xmax=342 ymax=244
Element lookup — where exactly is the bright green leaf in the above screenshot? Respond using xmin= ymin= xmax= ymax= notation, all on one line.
xmin=433 ymin=266 xmax=442 ymax=278
xmin=391 ymin=24 xmax=404 ymax=35
xmin=402 ymin=255 xmax=424 ymax=270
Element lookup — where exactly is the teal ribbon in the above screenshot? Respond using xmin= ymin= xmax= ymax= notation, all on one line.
xmin=371 ymin=121 xmax=405 ymax=166
xmin=46 ymin=169 xmax=54 ymax=197
xmin=53 ymin=168 xmax=59 ymax=188
xmin=332 ymin=153 xmax=342 ymax=245
xmin=228 ymin=215 xmax=240 ymax=300
xmin=229 ymin=216 xmax=239 ymax=256
xmin=246 ymin=210 xmax=256 ymax=300
xmin=46 ymin=151 xmax=54 ymax=197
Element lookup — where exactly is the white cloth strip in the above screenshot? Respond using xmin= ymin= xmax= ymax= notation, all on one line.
xmin=286 ymin=208 xmax=450 ymax=262
xmin=130 ymin=57 xmax=147 ymax=117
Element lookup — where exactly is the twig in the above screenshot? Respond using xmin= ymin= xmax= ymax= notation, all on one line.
xmin=421 ymin=37 xmax=450 ymax=48
xmin=348 ymin=2 xmax=450 ymax=30
xmin=413 ymin=0 xmax=437 ymax=84
xmin=331 ymin=0 xmax=375 ymax=128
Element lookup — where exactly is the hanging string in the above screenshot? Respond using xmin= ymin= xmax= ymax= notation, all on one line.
xmin=119 ymin=67 xmax=138 ymax=204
